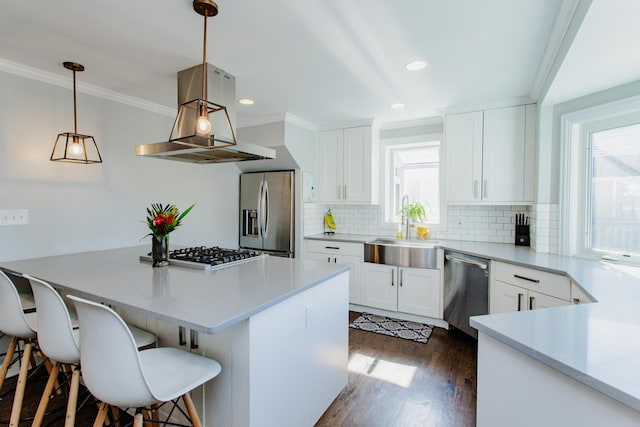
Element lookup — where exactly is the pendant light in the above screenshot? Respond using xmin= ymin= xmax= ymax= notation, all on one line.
xmin=50 ymin=62 xmax=103 ymax=164
xmin=168 ymin=0 xmax=237 ymax=149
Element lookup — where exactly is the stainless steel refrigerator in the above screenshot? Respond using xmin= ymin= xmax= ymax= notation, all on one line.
xmin=240 ymin=171 xmax=295 ymax=257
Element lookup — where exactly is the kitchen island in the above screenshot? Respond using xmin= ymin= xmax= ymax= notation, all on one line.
xmin=0 ymin=246 xmax=350 ymax=427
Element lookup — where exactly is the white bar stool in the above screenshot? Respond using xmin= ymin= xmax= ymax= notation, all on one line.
xmin=68 ymin=295 xmax=222 ymax=427
xmin=25 ymin=274 xmax=157 ymax=426
xmin=0 ymin=270 xmax=39 ymax=426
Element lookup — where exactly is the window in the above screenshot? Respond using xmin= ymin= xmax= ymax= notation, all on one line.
xmin=382 ymin=135 xmax=443 ymax=227
xmin=563 ymin=102 xmax=640 ymax=264
xmin=586 ymin=122 xmax=640 ymax=260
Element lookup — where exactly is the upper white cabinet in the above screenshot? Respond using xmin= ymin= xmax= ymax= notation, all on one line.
xmin=444 ymin=104 xmax=536 ymax=204
xmin=315 ymin=126 xmax=379 ymax=204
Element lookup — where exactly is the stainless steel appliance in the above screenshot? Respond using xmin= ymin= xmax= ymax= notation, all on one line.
xmin=240 ymin=171 xmax=294 ymax=257
xmin=140 ymin=246 xmax=265 ymax=270
xmin=443 ymin=251 xmax=490 ymax=338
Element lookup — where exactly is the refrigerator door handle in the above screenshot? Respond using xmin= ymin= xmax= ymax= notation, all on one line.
xmin=256 ymin=179 xmax=264 ymax=239
xmin=262 ymin=180 xmax=270 ymax=239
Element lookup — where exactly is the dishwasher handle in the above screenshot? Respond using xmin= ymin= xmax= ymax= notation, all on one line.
xmin=445 ymin=254 xmax=488 ymax=270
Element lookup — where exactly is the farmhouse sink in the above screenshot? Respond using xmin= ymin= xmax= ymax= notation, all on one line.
xmin=364 ymin=238 xmax=438 ymax=269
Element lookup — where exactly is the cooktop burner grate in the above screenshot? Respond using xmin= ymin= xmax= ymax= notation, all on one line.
xmin=140 ymin=246 xmax=265 ymax=270
xmin=169 ymin=246 xmax=263 ymax=266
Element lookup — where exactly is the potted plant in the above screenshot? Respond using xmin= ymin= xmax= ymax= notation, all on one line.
xmin=400 ymin=201 xmax=430 ymax=239
xmin=145 ymin=203 xmax=194 ymax=267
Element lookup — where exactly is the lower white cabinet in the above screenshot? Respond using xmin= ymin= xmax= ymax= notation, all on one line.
xmin=306 ymin=240 xmax=363 ymax=304
xmin=490 ymin=261 xmax=571 ymax=314
xmin=361 ymin=262 xmax=440 ymax=318
xmin=491 ymin=280 xmax=567 ymax=313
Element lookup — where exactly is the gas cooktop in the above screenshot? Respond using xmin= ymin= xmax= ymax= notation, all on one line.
xmin=140 ymin=246 xmax=265 ymax=270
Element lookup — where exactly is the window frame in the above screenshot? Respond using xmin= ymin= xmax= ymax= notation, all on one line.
xmin=378 ymin=133 xmax=446 ymax=232
xmin=560 ymin=97 xmax=640 ymax=265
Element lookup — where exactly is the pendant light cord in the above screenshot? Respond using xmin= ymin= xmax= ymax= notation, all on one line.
xmin=72 ymin=69 xmax=78 ymax=134
xmin=202 ymin=14 xmax=207 ymax=101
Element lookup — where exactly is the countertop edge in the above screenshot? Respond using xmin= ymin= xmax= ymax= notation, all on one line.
xmin=471 ymin=317 xmax=640 ymax=412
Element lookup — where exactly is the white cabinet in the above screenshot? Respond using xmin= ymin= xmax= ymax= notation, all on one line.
xmin=361 ymin=263 xmax=441 ymax=318
xmin=571 ymin=282 xmax=595 ymax=305
xmin=306 ymin=240 xmax=363 ymax=304
xmin=316 ymin=126 xmax=378 ymax=204
xmin=444 ymin=104 xmax=536 ymax=204
xmin=490 ymin=261 xmax=571 ymax=314
xmin=121 ymin=273 xmax=349 ymax=427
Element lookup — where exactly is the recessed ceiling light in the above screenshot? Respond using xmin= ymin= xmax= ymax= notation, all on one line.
xmin=390 ymin=103 xmax=405 ymax=109
xmin=405 ymin=60 xmax=427 ymax=71
xmin=238 ymin=98 xmax=254 ymax=105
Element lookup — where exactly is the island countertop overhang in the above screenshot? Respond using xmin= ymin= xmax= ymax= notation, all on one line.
xmin=0 ymin=246 xmax=350 ymax=334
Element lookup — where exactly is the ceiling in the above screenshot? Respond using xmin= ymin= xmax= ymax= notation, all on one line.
xmin=0 ymin=0 xmax=565 ymax=129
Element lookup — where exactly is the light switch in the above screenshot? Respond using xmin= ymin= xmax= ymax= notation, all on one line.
xmin=0 ymin=209 xmax=29 ymax=226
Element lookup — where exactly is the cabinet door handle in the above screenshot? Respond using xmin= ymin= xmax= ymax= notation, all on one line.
xmin=327 ymin=257 xmax=331 ymax=263
xmin=325 ymin=246 xmax=340 ymax=250
xmin=483 ymin=180 xmax=487 ymax=198
xmin=343 ymin=184 xmax=347 ymax=200
xmin=334 ymin=257 xmax=337 ymax=263
xmin=514 ymin=274 xmax=540 ymax=284
xmin=178 ymin=326 xmax=186 ymax=346
xmin=391 ymin=270 xmax=395 ymax=287
xmin=473 ymin=180 xmax=479 ymax=199
xmin=190 ymin=329 xmax=199 ymax=350
xmin=399 ymin=269 xmax=403 ymax=287
xmin=517 ymin=293 xmax=524 ymax=311
xmin=529 ymin=296 xmax=535 ymax=310
xmin=337 ymin=185 xmax=341 ymax=200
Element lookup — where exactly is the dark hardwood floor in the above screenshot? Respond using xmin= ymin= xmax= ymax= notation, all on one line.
xmin=315 ymin=312 xmax=477 ymax=427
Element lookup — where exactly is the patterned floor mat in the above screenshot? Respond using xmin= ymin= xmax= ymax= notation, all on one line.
xmin=349 ymin=312 xmax=433 ymax=343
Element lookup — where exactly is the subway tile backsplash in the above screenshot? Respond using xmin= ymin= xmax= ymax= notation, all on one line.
xmin=303 ymin=203 xmax=533 ymax=245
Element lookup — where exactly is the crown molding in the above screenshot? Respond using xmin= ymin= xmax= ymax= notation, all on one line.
xmin=379 ymin=116 xmax=443 ymax=130
xmin=438 ymin=96 xmax=534 ymax=116
xmin=0 ymin=58 xmax=176 ymax=117
xmin=529 ymin=0 xmax=593 ymax=102
xmin=284 ymin=113 xmax=318 ymax=131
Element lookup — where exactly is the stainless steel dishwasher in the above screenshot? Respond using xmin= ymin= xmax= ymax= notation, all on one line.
xmin=443 ymin=251 xmax=489 ymax=338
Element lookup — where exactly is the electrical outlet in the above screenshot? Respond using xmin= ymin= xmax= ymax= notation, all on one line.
xmin=0 ymin=209 xmax=29 ymax=226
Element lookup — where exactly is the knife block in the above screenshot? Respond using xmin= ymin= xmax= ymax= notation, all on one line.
xmin=515 ymin=225 xmax=530 ymax=246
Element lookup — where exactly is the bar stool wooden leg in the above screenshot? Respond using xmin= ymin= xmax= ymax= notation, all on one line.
xmin=32 ymin=360 xmax=61 ymax=427
xmin=93 ymin=402 xmax=109 ymax=427
xmin=151 ymin=404 xmax=160 ymax=424
xmin=133 ymin=413 xmax=144 ymax=427
xmin=9 ymin=341 xmax=32 ymax=427
xmin=141 ymin=408 xmax=152 ymax=427
xmin=110 ymin=406 xmax=121 ymax=427
xmin=182 ymin=392 xmax=203 ymax=427
xmin=0 ymin=337 xmax=17 ymax=392
xmin=64 ymin=367 xmax=81 ymax=427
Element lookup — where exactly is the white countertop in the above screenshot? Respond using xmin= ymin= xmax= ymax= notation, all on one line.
xmin=0 ymin=246 xmax=349 ymax=334
xmin=306 ymin=233 xmax=640 ymax=411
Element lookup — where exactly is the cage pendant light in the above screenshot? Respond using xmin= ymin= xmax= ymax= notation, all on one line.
xmin=168 ymin=0 xmax=237 ymax=149
xmin=50 ymin=62 xmax=102 ymax=164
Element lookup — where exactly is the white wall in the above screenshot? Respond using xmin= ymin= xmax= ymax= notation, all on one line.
xmin=0 ymin=70 xmax=240 ymax=261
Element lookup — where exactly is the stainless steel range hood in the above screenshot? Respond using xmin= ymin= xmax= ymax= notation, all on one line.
xmin=135 ymin=64 xmax=275 ymax=163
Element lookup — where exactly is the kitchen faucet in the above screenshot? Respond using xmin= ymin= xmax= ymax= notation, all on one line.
xmin=401 ymin=195 xmax=410 ymax=239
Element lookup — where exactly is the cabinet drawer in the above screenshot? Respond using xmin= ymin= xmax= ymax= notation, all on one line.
xmin=494 ymin=261 xmax=570 ymax=301
xmin=307 ymin=240 xmax=363 ymax=257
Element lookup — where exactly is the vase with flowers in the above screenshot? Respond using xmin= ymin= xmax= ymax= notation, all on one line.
xmin=145 ymin=203 xmax=194 ymax=267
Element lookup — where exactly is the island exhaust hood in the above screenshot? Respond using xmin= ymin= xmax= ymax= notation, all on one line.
xmin=135 ymin=64 xmax=275 ymax=164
